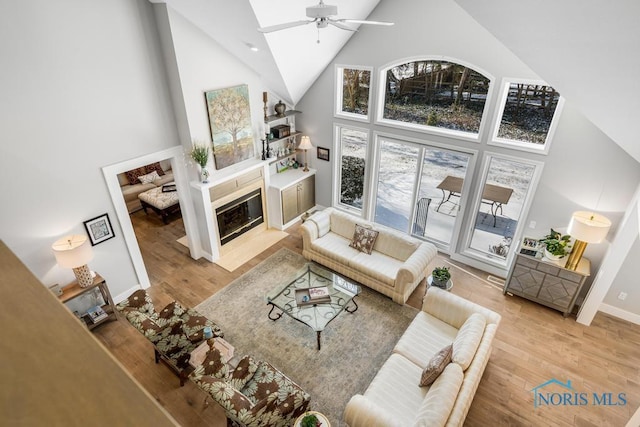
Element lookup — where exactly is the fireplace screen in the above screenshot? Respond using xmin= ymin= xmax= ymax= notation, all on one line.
xmin=216 ymin=188 xmax=264 ymax=246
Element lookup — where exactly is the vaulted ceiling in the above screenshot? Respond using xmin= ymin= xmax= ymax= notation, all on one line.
xmin=155 ymin=0 xmax=383 ymax=105
xmin=154 ymin=0 xmax=640 ymax=164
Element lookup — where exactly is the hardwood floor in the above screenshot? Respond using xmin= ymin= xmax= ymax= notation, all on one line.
xmin=93 ymin=210 xmax=640 ymax=426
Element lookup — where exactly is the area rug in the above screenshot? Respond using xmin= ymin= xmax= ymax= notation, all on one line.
xmin=196 ymin=248 xmax=418 ymax=425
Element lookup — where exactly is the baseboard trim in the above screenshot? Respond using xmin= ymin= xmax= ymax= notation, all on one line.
xmin=599 ymin=303 xmax=640 ymax=325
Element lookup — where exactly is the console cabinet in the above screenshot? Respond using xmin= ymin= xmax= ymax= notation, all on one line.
xmin=503 ymin=253 xmax=590 ymax=317
xmin=267 ymin=169 xmax=316 ymax=230
xmin=282 ymin=175 xmax=315 ymax=224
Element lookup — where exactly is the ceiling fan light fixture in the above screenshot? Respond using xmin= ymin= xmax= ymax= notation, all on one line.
xmin=306 ymin=3 xmax=337 ymax=18
xmin=257 ymin=1 xmax=394 ymax=37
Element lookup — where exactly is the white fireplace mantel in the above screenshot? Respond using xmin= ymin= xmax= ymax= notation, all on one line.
xmin=190 ymin=158 xmax=271 ymax=262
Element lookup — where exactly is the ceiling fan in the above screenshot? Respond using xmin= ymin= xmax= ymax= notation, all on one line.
xmin=257 ymin=0 xmax=394 ymax=42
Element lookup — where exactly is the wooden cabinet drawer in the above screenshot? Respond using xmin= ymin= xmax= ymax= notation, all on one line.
xmin=516 ymin=255 xmax=539 ymax=269
xmin=559 ymin=269 xmax=583 ymax=283
xmin=537 ymin=262 xmax=560 ymax=276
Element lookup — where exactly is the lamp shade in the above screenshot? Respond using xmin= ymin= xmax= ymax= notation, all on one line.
xmin=298 ymin=136 xmax=313 ymax=150
xmin=566 ymin=211 xmax=611 ymax=244
xmin=52 ymin=235 xmax=94 ymax=268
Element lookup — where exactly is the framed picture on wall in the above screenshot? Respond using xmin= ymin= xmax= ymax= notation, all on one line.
xmin=205 ymin=84 xmax=255 ymax=169
xmin=84 ymin=213 xmax=115 ymax=246
xmin=317 ymin=147 xmax=330 ymax=161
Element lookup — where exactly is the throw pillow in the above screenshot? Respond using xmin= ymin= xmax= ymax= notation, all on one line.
xmin=145 ymin=161 xmax=165 ymax=176
xmin=420 ymin=344 xmax=453 ymax=387
xmin=349 ymin=223 xmax=379 ymax=254
xmin=138 ymin=170 xmax=160 ymax=184
xmin=229 ymin=355 xmax=259 ymax=391
xmin=125 ymin=166 xmax=148 ymax=185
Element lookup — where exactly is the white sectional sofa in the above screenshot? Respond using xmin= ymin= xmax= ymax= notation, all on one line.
xmin=343 ymin=287 xmax=501 ymax=427
xmin=300 ymin=208 xmax=438 ymax=304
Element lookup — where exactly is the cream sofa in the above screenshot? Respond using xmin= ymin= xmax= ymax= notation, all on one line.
xmin=117 ymin=160 xmax=174 ymax=213
xmin=301 ymin=208 xmax=438 ymax=304
xmin=344 ymin=287 xmax=501 ymax=427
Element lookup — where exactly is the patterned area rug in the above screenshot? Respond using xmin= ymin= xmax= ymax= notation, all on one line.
xmin=196 ymin=248 xmax=418 ymax=426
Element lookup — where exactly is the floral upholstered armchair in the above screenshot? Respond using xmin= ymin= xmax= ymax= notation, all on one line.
xmin=116 ymin=289 xmax=223 ymax=386
xmin=190 ymin=348 xmax=310 ymax=427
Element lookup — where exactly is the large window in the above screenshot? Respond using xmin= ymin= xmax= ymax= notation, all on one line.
xmin=377 ymin=59 xmax=492 ymax=140
xmin=374 ymin=139 xmax=420 ymax=232
xmin=333 ymin=125 xmax=370 ymax=213
xmin=463 ymin=153 xmax=543 ymax=267
xmin=490 ymin=79 xmax=564 ymax=154
xmin=335 ymin=65 xmax=373 ymax=122
xmin=371 ymin=134 xmax=475 ymax=251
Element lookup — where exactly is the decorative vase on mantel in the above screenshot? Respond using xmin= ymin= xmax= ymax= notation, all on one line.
xmin=190 ymin=143 xmax=210 ymax=184
xmin=200 ymin=166 xmax=210 ymax=184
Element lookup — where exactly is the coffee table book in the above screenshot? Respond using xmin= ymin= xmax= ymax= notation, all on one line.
xmin=86 ymin=305 xmax=108 ymax=323
xmin=309 ymin=286 xmax=329 ymax=299
xmin=295 ymin=288 xmax=331 ymax=306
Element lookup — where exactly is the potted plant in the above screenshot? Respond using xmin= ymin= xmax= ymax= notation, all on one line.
xmin=190 ymin=144 xmax=210 ymax=183
xmin=300 ymin=414 xmax=320 ymax=427
xmin=538 ymin=228 xmax=571 ymax=261
xmin=431 ymin=266 xmax=451 ymax=289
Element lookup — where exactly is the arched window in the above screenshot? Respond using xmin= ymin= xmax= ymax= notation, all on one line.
xmin=377 ymin=58 xmax=492 ymax=140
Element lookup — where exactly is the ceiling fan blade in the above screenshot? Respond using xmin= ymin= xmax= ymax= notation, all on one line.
xmin=328 ymin=20 xmax=357 ymax=31
xmin=339 ymin=19 xmax=395 ymax=26
xmin=258 ymin=20 xmax=313 ymax=33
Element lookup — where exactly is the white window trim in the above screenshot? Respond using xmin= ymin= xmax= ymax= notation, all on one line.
xmin=375 ymin=55 xmax=495 ymax=143
xmin=488 ymin=78 xmax=565 ymax=155
xmin=456 ymin=151 xmax=545 ymax=274
xmin=334 ymin=64 xmax=374 ymax=123
xmin=332 ymin=123 xmax=372 ymax=217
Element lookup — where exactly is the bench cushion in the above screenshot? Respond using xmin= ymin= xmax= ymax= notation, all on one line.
xmin=394 ymin=311 xmax=458 ymax=369
xmin=363 ymin=353 xmax=428 ymax=426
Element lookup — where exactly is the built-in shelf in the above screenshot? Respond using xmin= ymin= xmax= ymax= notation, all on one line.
xmin=265 ymin=110 xmax=300 ymax=123
xmin=266 ymin=130 xmax=301 ymax=144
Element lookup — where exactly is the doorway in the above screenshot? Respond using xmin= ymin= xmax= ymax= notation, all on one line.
xmin=102 ymin=146 xmax=201 ymax=288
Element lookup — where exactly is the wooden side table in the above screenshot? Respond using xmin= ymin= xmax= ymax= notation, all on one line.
xmin=58 ymin=273 xmax=117 ymax=330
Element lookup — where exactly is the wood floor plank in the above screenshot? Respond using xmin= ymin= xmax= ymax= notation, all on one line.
xmin=92 ymin=211 xmax=640 ymax=426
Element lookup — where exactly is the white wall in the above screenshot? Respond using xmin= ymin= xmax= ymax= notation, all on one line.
xmin=163 ymin=5 xmax=278 ymax=181
xmin=603 ymin=238 xmax=640 ymax=314
xmin=0 ymin=0 xmax=179 ymax=297
xmin=297 ymin=0 xmax=640 ymax=302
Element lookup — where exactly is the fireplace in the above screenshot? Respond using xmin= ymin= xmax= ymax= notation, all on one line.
xmin=216 ymin=188 xmax=264 ymax=246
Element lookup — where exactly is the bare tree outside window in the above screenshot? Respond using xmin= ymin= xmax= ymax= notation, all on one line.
xmin=337 ymin=66 xmax=372 ymax=121
xmin=494 ymin=82 xmax=562 ymax=147
xmin=382 ymin=60 xmax=490 ymax=135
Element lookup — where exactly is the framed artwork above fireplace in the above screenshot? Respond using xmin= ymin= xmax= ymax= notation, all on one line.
xmin=205 ymin=84 xmax=255 ymax=170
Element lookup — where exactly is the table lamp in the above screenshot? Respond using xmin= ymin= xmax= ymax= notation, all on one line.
xmin=564 ymin=211 xmax=611 ymax=271
xmin=52 ymin=234 xmax=95 ymax=287
xmin=298 ymin=136 xmax=313 ymax=172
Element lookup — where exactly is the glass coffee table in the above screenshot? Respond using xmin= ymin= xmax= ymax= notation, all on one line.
xmin=266 ymin=263 xmax=361 ymax=350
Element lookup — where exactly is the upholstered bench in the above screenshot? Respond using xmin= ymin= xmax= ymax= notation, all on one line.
xmin=138 ymin=185 xmax=180 ymax=224
xmin=116 ymin=289 xmax=224 ymax=386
